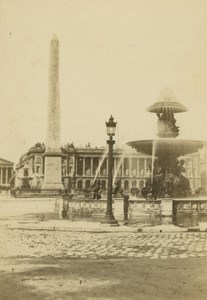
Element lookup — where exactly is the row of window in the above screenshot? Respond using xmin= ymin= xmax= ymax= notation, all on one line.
xmin=76 ymin=179 xmax=145 ymax=190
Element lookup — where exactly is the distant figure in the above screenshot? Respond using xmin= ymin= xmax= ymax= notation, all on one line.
xmin=195 ymin=187 xmax=205 ymax=197
xmin=130 ymin=187 xmax=140 ymax=197
xmin=61 ymin=189 xmax=69 ymax=219
xmin=113 ymin=183 xmax=120 ymax=195
xmin=62 ymin=188 xmax=69 ymax=197
xmin=97 ymin=190 xmax=102 ymax=200
xmin=113 ymin=180 xmax=123 ymax=197
xmin=93 ymin=180 xmax=101 ymax=200
xmin=123 ymin=194 xmax=129 ymax=220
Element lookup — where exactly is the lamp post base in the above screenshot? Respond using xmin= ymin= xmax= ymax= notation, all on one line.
xmin=101 ymin=212 xmax=119 ymax=226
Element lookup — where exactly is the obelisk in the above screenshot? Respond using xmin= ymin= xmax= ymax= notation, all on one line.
xmin=42 ymin=35 xmax=64 ymax=190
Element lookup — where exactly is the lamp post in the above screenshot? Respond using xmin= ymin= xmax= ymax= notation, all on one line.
xmin=103 ymin=115 xmax=119 ymax=226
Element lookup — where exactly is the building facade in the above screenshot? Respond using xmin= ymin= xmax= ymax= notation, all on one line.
xmin=0 ymin=157 xmax=14 ymax=189
xmin=15 ymin=142 xmax=207 ymax=194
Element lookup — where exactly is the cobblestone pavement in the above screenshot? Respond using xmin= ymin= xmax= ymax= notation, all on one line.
xmin=0 ymin=226 xmax=207 ymax=260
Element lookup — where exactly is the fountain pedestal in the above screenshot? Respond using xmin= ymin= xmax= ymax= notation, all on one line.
xmin=161 ymin=198 xmax=173 ymax=216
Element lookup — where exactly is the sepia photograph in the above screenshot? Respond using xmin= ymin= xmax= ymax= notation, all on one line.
xmin=0 ymin=0 xmax=207 ymax=299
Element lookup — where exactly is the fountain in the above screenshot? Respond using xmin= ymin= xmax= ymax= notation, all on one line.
xmin=18 ymin=163 xmax=34 ymax=189
xmin=128 ymin=88 xmax=207 ymax=200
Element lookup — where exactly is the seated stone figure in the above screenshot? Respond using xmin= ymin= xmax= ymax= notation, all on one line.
xmin=142 ymin=159 xmax=191 ymax=199
xmin=173 ymin=160 xmax=191 ymax=197
xmin=157 ymin=112 xmax=179 ymax=138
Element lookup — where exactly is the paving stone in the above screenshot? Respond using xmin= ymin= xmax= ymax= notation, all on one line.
xmin=135 ymin=253 xmax=144 ymax=258
xmin=179 ymin=254 xmax=188 ymax=258
xmin=197 ymin=253 xmax=206 ymax=257
xmin=1 ymin=227 xmax=207 ymax=261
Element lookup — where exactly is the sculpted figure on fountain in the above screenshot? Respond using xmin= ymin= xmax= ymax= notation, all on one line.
xmin=157 ymin=112 xmax=179 ymax=138
xmin=142 ymin=159 xmax=191 ymax=200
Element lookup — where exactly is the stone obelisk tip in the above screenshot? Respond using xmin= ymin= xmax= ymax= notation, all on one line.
xmin=52 ymin=34 xmax=58 ymax=41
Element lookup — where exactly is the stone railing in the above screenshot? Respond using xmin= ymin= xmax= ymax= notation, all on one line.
xmin=63 ymin=198 xmax=107 ymax=218
xmin=173 ymin=199 xmax=207 ymax=215
xmin=10 ymin=188 xmax=61 ymax=198
xmin=128 ymin=199 xmax=162 ymax=217
xmin=61 ymin=197 xmax=168 ymax=219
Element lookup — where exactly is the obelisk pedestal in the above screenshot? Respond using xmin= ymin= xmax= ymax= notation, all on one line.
xmin=42 ymin=35 xmax=64 ymax=191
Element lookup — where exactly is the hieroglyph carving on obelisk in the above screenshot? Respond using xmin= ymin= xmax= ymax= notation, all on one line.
xmin=42 ymin=35 xmax=64 ymax=190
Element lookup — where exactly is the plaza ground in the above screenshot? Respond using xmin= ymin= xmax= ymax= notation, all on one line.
xmin=0 ymin=219 xmax=207 ymax=300
xmin=1 ymin=255 xmax=207 ymax=300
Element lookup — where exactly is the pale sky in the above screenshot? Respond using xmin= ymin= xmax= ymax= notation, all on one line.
xmin=1 ymin=0 xmax=207 ymax=164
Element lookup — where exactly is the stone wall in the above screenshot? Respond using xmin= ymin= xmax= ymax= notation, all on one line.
xmin=2 ymin=196 xmax=207 ymax=221
xmin=0 ymin=197 xmax=61 ymax=218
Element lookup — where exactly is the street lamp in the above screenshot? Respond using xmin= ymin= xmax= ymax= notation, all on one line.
xmin=103 ymin=115 xmax=119 ymax=226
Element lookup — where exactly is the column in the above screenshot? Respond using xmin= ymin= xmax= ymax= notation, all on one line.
xmin=6 ymin=168 xmax=8 ymax=184
xmin=122 ymin=160 xmax=124 ymax=177
xmin=1 ymin=168 xmax=3 ymax=184
xmin=91 ymin=158 xmax=93 ymax=176
xmin=137 ymin=158 xmax=139 ymax=177
xmin=0 ymin=168 xmax=2 ymax=184
xmin=114 ymin=158 xmax=116 ymax=176
xmin=42 ymin=156 xmax=45 ymax=174
xmin=144 ymin=159 xmax=147 ymax=176
xmin=83 ymin=157 xmax=85 ymax=176
xmin=67 ymin=156 xmax=69 ymax=176
xmin=75 ymin=159 xmax=78 ymax=176
xmin=129 ymin=158 xmax=132 ymax=177
xmin=106 ymin=158 xmax=108 ymax=175
xmin=198 ymin=155 xmax=201 ymax=187
xmin=98 ymin=157 xmax=101 ymax=176
xmin=192 ymin=158 xmax=195 ymax=189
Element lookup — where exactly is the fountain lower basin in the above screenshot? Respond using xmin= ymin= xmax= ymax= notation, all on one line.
xmin=127 ymin=139 xmax=206 ymax=157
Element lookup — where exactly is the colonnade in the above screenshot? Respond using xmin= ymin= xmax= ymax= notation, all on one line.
xmin=76 ymin=157 xmax=107 ymax=176
xmin=0 ymin=167 xmax=13 ymax=185
xmin=76 ymin=156 xmax=151 ymax=177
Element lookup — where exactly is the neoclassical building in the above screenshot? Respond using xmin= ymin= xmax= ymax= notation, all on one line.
xmin=62 ymin=145 xmax=152 ymax=192
xmin=0 ymin=157 xmax=14 ymax=189
xmin=15 ymin=142 xmax=207 ymax=193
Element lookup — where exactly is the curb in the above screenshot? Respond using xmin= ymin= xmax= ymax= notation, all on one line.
xmin=6 ymin=225 xmax=206 ymax=233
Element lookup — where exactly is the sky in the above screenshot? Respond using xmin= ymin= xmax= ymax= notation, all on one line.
xmin=1 ymin=0 xmax=207 ymax=164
